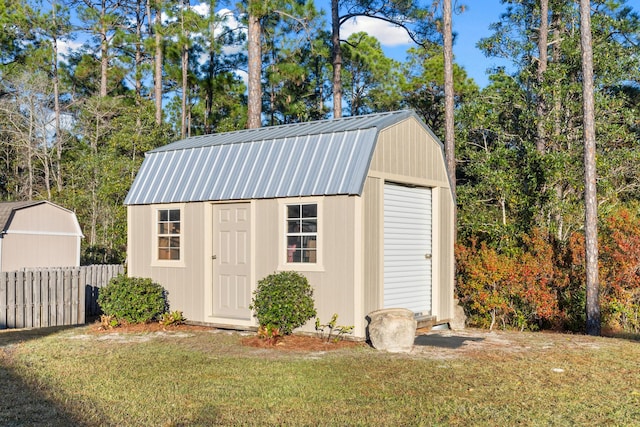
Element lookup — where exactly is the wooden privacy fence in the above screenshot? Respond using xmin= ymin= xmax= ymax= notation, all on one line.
xmin=0 ymin=264 xmax=124 ymax=330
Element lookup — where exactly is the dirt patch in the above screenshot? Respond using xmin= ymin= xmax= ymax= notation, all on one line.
xmin=410 ymin=328 xmax=612 ymax=359
xmin=241 ymin=334 xmax=364 ymax=352
xmin=87 ymin=321 xmax=363 ymax=351
xmin=87 ymin=321 xmax=212 ymax=335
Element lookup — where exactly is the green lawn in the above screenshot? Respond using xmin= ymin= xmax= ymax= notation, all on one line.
xmin=1 ymin=325 xmax=639 ymax=426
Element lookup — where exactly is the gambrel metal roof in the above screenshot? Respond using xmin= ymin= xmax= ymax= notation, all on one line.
xmin=124 ymin=110 xmax=426 ymax=205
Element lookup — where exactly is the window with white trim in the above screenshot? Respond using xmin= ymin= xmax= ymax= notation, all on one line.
xmin=286 ymin=203 xmax=317 ymax=263
xmin=157 ymin=209 xmax=180 ymax=260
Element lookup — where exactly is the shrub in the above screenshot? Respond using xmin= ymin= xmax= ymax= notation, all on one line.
xmin=315 ymin=313 xmax=354 ymax=343
xmin=159 ymin=310 xmax=185 ymax=327
xmin=98 ymin=275 xmax=167 ymax=324
xmin=250 ymin=271 xmax=317 ymax=335
xmin=456 ymin=230 xmax=565 ymax=331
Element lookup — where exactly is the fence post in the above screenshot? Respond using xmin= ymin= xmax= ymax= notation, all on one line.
xmin=63 ymin=269 xmax=71 ymax=325
xmin=33 ymin=270 xmax=42 ymax=328
xmin=54 ymin=270 xmax=64 ymax=326
xmin=78 ymin=267 xmax=87 ymax=325
xmin=24 ymin=270 xmax=33 ymax=328
xmin=15 ymin=271 xmax=24 ymax=328
xmin=0 ymin=272 xmax=7 ymax=329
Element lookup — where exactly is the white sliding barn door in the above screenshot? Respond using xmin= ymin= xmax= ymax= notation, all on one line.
xmin=383 ymin=183 xmax=432 ymax=316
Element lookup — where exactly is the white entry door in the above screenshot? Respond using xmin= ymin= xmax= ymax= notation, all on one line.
xmin=383 ymin=183 xmax=432 ymax=316
xmin=212 ymin=203 xmax=252 ymax=320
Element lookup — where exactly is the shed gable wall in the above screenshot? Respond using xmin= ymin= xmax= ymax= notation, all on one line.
xmin=0 ymin=203 xmax=81 ymax=272
xmin=369 ymin=117 xmax=449 ymax=185
xmin=7 ymin=203 xmax=80 ymax=235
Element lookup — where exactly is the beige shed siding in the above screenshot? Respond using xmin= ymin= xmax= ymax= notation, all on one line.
xmin=363 ymin=176 xmax=382 ymax=316
xmin=2 ymin=234 xmax=79 ymax=271
xmin=129 ymin=196 xmax=364 ymax=335
xmin=436 ymin=188 xmax=455 ymax=321
xmin=370 ymin=117 xmax=448 ymax=185
xmin=127 ymin=203 xmax=206 ymax=322
xmin=252 ymin=195 xmax=361 ymax=336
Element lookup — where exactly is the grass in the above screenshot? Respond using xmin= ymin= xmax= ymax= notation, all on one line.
xmin=1 ymin=326 xmax=640 ymax=426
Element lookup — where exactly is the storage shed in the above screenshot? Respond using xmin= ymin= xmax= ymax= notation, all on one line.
xmin=125 ymin=110 xmax=455 ymax=338
xmin=0 ymin=201 xmax=83 ymax=272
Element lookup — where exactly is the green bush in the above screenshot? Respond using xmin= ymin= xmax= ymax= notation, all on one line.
xmin=98 ymin=275 xmax=167 ymax=324
xmin=250 ymin=271 xmax=317 ymax=335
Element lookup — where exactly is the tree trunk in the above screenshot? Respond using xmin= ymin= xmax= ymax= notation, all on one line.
xmin=100 ymin=1 xmax=108 ymax=98
xmin=552 ymin=10 xmax=562 ymax=140
xmin=154 ymin=0 xmax=163 ymax=125
xmin=443 ymin=0 xmax=456 ymax=238
xmin=247 ymin=11 xmax=262 ymax=129
xmin=536 ymin=0 xmax=549 ymax=154
xmin=52 ymin=1 xmax=63 ymax=191
xmin=580 ymin=0 xmax=600 ymax=336
xmin=134 ymin=0 xmax=144 ymax=103
xmin=331 ymin=0 xmax=342 ymax=118
xmin=180 ymin=0 xmax=189 ymax=138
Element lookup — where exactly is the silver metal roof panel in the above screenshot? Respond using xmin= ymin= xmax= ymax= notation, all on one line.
xmin=125 ymin=110 xmax=427 ymax=205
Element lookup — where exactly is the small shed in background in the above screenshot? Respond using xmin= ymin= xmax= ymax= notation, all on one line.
xmin=0 ymin=201 xmax=83 ymax=272
xmin=125 ymin=110 xmax=455 ymax=338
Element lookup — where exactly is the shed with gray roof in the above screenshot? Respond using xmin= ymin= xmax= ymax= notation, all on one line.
xmin=125 ymin=110 xmax=455 ymax=338
xmin=0 ymin=201 xmax=83 ymax=272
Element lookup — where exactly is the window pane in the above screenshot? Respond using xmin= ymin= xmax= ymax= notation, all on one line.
xmin=170 ymin=237 xmax=180 ymax=248
xmin=302 ymin=204 xmax=317 ymax=218
xmin=301 ymin=219 xmax=316 ymax=232
xmin=159 ymin=248 xmax=170 ymax=260
xmin=170 ymin=248 xmax=180 ymax=260
xmin=291 ymin=249 xmax=302 ymax=262
xmin=170 ymin=222 xmax=180 ymax=233
xmin=158 ymin=236 xmax=170 ymax=247
xmin=287 ymin=235 xmax=302 ymax=248
xmin=158 ymin=223 xmax=168 ymax=234
xmin=287 ymin=205 xmax=300 ymax=219
xmin=159 ymin=210 xmax=168 ymax=221
xmin=304 ymin=249 xmax=316 ymax=263
xmin=288 ymin=220 xmax=301 ymax=233
xmin=169 ymin=209 xmax=180 ymax=221
xmin=302 ymin=235 xmax=316 ymax=249
xmin=287 ymin=236 xmax=301 ymax=262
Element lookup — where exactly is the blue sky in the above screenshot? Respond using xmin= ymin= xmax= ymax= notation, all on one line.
xmin=340 ymin=0 xmax=510 ymax=88
xmin=342 ymin=0 xmax=640 ymax=88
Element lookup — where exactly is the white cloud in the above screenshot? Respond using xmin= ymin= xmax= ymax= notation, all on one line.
xmin=192 ymin=2 xmax=210 ymax=16
xmin=57 ymin=39 xmax=84 ymax=58
xmin=341 ymin=16 xmax=412 ymax=47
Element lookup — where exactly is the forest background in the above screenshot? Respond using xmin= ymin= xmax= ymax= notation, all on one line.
xmin=1 ymin=0 xmax=639 ymax=333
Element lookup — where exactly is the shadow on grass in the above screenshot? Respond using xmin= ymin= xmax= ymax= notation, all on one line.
xmin=603 ymin=331 xmax=640 ymax=343
xmin=0 ymin=325 xmax=97 ymax=426
xmin=0 ymin=364 xmax=88 ymax=426
xmin=0 ymin=325 xmax=83 ymax=348
xmin=413 ymin=334 xmax=484 ymax=349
